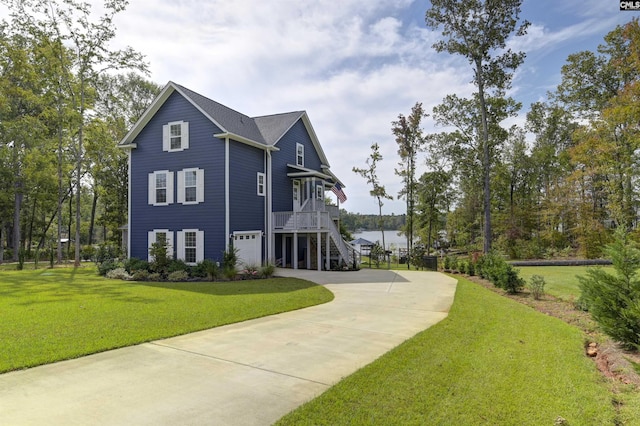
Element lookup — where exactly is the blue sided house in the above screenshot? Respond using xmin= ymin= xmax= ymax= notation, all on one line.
xmin=119 ymin=81 xmax=356 ymax=270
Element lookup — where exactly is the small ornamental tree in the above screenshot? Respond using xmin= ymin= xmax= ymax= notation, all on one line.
xmin=578 ymin=227 xmax=640 ymax=350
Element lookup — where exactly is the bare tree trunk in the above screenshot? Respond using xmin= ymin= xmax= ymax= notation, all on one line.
xmin=476 ymin=60 xmax=492 ymax=254
xmin=88 ymin=189 xmax=98 ymax=245
xmin=13 ymin=181 xmax=23 ymax=262
xmin=0 ymin=222 xmax=4 ymax=264
xmin=57 ymin=123 xmax=63 ymax=264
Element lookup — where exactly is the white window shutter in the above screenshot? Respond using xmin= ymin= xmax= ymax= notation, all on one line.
xmin=162 ymin=124 xmax=170 ymax=152
xmin=196 ymin=230 xmax=204 ymax=262
xmin=167 ymin=231 xmax=175 ymax=259
xmin=182 ymin=121 xmax=189 ymax=150
xmin=197 ymin=168 xmax=205 ymax=203
xmin=177 ymin=170 xmax=185 ymax=204
xmin=176 ymin=230 xmax=185 ymax=261
xmin=148 ymin=173 xmax=155 ymax=205
xmin=147 ymin=231 xmax=155 ymax=261
xmin=167 ymin=171 xmax=175 ymax=204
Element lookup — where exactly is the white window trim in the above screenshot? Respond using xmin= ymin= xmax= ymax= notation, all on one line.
xmin=177 ymin=168 xmax=204 ymax=205
xmin=257 ymin=172 xmax=266 ymax=196
xmin=148 ymin=170 xmax=174 ymax=206
xmin=296 ymin=143 xmax=304 ymax=167
xmin=177 ymin=229 xmax=204 ymax=265
xmin=147 ymin=229 xmax=174 ymax=262
xmin=162 ymin=121 xmax=189 ymax=152
xmin=316 ymin=185 xmax=323 ymax=200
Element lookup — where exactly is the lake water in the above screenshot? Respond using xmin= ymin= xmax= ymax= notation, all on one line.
xmin=351 ymin=230 xmax=408 ymax=249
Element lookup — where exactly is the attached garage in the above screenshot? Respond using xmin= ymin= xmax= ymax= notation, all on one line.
xmin=232 ymin=231 xmax=263 ymax=267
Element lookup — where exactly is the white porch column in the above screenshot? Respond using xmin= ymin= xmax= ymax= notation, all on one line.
xmin=293 ymin=233 xmax=298 ymax=270
xmin=317 ymin=231 xmax=322 ymax=271
xmin=282 ymin=235 xmax=286 ymax=268
xmin=325 ymin=232 xmax=330 ymax=270
xmin=306 ymin=234 xmax=311 ymax=270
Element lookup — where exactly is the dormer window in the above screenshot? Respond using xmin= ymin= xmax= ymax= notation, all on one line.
xmin=296 ymin=143 xmax=304 ymax=167
xmin=163 ymin=121 xmax=189 ymax=152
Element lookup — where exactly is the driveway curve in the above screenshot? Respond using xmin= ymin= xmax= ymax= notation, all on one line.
xmin=0 ymin=269 xmax=456 ymax=425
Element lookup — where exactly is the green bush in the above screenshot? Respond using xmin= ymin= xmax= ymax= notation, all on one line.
xmin=147 ymin=272 xmax=162 ymax=282
xmin=223 ymin=246 xmax=239 ymax=270
xmin=476 ymin=252 xmax=524 ymax=294
xmin=17 ymin=248 xmax=25 ymax=270
xmin=528 ymin=275 xmax=546 ymax=300
xmin=578 ymin=228 xmax=640 ymax=350
xmin=95 ymin=243 xmax=120 ymax=264
xmin=131 ymin=270 xmax=150 ymax=281
xmin=149 ymin=240 xmax=170 ymax=274
xmin=467 ymin=261 xmax=475 ymax=276
xmin=443 ymin=255 xmax=451 ymax=271
xmin=106 ymin=267 xmax=132 ymax=280
xmin=98 ymin=259 xmax=120 ymax=276
xmin=192 ymin=259 xmax=219 ymax=280
xmin=167 ymin=270 xmax=189 ymax=282
xmin=260 ymin=263 xmax=276 ymax=278
xmin=168 ymin=259 xmax=190 ymax=274
xmin=223 ymin=265 xmax=238 ymax=281
xmin=124 ymin=257 xmax=150 ymax=274
xmin=81 ymin=245 xmax=96 ymax=261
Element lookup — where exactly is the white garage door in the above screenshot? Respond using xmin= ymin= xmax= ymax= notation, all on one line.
xmin=233 ymin=231 xmax=263 ymax=266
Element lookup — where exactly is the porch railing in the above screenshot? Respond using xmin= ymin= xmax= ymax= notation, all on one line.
xmin=273 ymin=211 xmax=331 ymax=231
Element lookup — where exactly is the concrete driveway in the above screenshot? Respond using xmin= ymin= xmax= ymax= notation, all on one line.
xmin=0 ymin=269 xmax=456 ymax=425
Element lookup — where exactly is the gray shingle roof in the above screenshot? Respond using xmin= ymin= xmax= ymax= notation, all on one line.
xmin=173 ymin=83 xmax=269 ymax=145
xmin=174 ymin=83 xmax=309 ymax=147
xmin=253 ymin=111 xmax=305 ymax=145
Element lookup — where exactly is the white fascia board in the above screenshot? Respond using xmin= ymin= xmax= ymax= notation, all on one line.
xmin=118 ymin=82 xmax=177 ymax=146
xmin=214 ymin=132 xmax=280 ymax=151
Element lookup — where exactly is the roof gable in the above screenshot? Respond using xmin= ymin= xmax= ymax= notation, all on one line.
xmin=119 ymin=82 xmax=330 ymax=170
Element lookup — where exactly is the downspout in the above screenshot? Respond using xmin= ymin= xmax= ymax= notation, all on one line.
xmin=267 ymin=150 xmax=273 ymax=264
xmin=127 ymin=149 xmax=132 ymax=258
xmin=225 ymin=137 xmax=230 ymax=250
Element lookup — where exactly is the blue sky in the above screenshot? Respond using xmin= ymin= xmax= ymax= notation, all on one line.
xmin=104 ymin=0 xmax=635 ymax=215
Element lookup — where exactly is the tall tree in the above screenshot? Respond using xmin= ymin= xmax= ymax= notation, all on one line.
xmin=426 ymin=0 xmax=529 ymax=253
xmin=392 ymin=102 xmax=427 ymax=266
xmin=3 ymin=0 xmax=147 ymax=265
xmin=353 ymin=143 xmax=393 ymax=251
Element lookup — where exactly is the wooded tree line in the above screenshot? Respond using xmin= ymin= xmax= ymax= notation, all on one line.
xmin=0 ymin=0 xmax=160 ymax=264
xmin=393 ymin=13 xmax=640 ymax=259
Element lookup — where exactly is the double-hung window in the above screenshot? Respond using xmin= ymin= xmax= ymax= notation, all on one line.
xmin=177 ymin=168 xmax=204 ymax=204
xmin=257 ymin=172 xmax=265 ymax=196
xmin=162 ymin=121 xmax=189 ymax=152
xmin=148 ymin=171 xmax=174 ymax=206
xmin=177 ymin=229 xmax=204 ymax=265
xmin=296 ymin=143 xmax=304 ymax=167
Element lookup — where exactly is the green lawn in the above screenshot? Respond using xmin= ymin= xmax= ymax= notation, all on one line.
xmin=277 ymin=276 xmax=626 ymax=425
xmin=518 ymin=265 xmax=614 ymax=301
xmin=0 ymin=266 xmax=333 ymax=373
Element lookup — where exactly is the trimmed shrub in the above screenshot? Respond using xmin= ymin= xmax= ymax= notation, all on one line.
xmin=124 ymin=257 xmax=150 ymax=274
xmin=528 ymin=275 xmax=546 ymax=300
xmin=476 ymin=252 xmax=524 ymax=294
xmin=168 ymin=259 xmax=190 ymax=274
xmin=193 ymin=259 xmax=219 ymax=281
xmin=260 ymin=263 xmax=276 ymax=278
xmin=223 ymin=265 xmax=238 ymax=281
xmin=167 ymin=270 xmax=189 ymax=282
xmin=467 ymin=261 xmax=475 ymax=276
xmin=98 ymin=259 xmax=120 ymax=276
xmin=106 ymin=267 xmax=132 ymax=280
xmin=147 ymin=272 xmax=162 ymax=282
xmin=149 ymin=240 xmax=170 ymax=274
xmin=132 ymin=270 xmax=150 ymax=281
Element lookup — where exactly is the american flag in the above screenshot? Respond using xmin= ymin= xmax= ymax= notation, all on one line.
xmin=331 ymin=182 xmax=347 ymax=203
